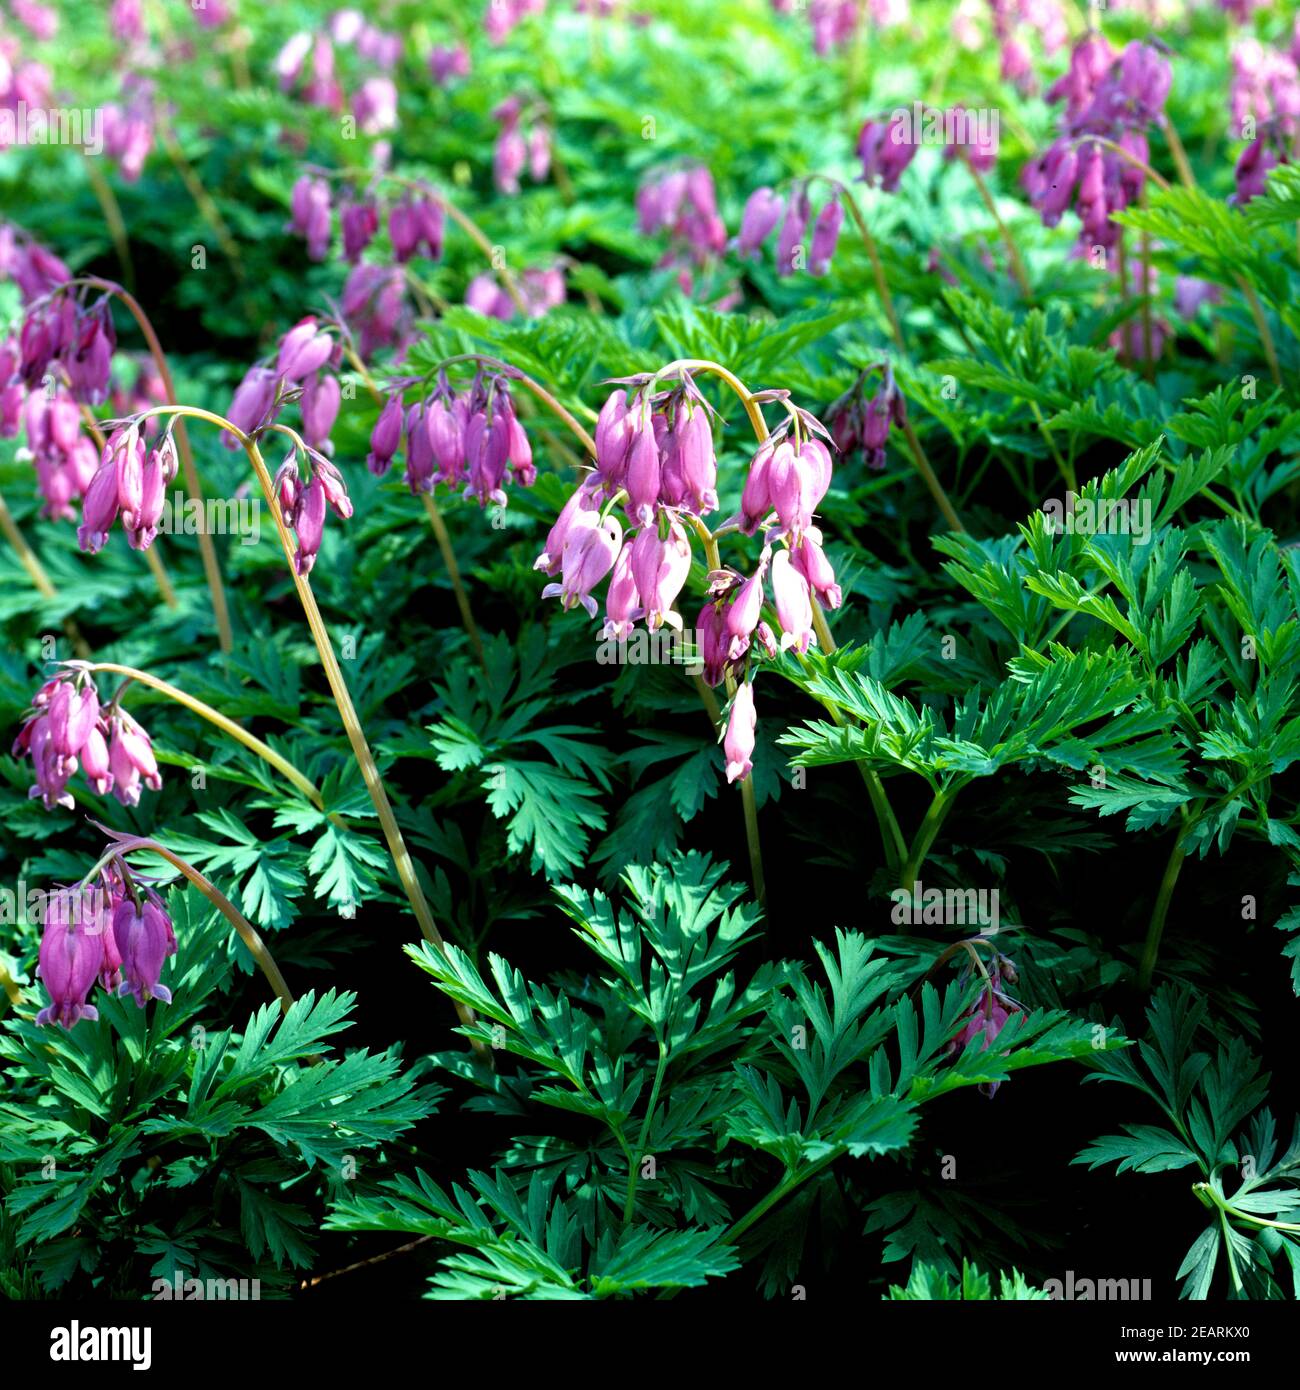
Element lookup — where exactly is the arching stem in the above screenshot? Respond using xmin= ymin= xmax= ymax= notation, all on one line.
xmin=129 ymin=405 xmax=480 ymax=1044
xmin=95 ymin=833 xmax=293 ymax=1013
xmin=79 ymin=661 xmax=325 ymax=808
xmin=81 ymin=278 xmax=233 ymax=651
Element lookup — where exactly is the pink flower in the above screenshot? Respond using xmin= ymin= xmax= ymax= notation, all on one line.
xmin=277 ymin=318 xmax=335 ymax=382
xmin=542 ymin=514 xmax=622 ymax=618
xmin=300 ymin=372 xmax=341 ymax=449
xmin=107 ymin=711 xmax=162 ymax=806
xmin=630 ymin=521 xmax=691 ymax=631
xmin=724 ymin=682 xmax=757 ymax=784
xmin=224 ymin=365 xmax=279 ymax=446
xmin=602 ymin=544 xmax=641 ymax=639
xmin=770 ymin=548 xmax=815 ymax=653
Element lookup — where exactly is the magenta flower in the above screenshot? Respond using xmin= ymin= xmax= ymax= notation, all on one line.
xmin=107 ymin=710 xmax=162 ymax=807
xmin=341 ymin=200 xmax=379 ymax=262
xmin=736 ymin=187 xmax=786 ymax=259
xmin=300 ymin=372 xmax=341 ymax=449
xmin=223 ymin=365 xmax=279 ymax=446
xmin=113 ymin=896 xmax=176 ymax=1007
xmin=289 ymin=176 xmax=333 ymax=261
xmin=36 ymin=894 xmax=104 ymax=1029
xmin=602 ymin=544 xmax=641 ymax=640
xmin=535 ymin=479 xmax=601 ymax=576
xmin=277 ymin=317 xmax=336 ymax=382
xmin=858 ymin=115 xmax=918 ymax=191
xmin=790 ymin=528 xmax=842 ymax=610
xmin=367 ymin=393 xmax=404 ymax=474
xmin=429 ymin=43 xmax=471 ymax=85
xmin=808 ymin=197 xmax=844 ymax=275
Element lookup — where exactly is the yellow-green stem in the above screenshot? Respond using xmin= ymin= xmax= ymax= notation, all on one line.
xmin=420 ymin=492 xmax=486 ymax=667
xmin=118 ymin=837 xmax=293 ymax=1012
xmin=82 ymin=157 xmax=134 ymax=289
xmin=127 ymin=404 xmax=479 ymax=1040
xmin=86 ymin=662 xmax=324 ymax=807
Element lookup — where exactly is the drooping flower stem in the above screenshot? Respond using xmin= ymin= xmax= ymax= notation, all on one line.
xmin=342 ymin=346 xmax=486 ymax=666
xmin=79 ymin=662 xmax=325 ymax=808
xmin=809 ymin=606 xmax=907 ymax=873
xmin=836 ymin=186 xmax=907 ymax=355
xmin=82 ymin=157 xmax=135 ymax=289
xmin=900 ymin=787 xmax=957 ymax=894
xmin=0 ymin=487 xmax=59 ymax=600
xmin=80 ymin=279 xmax=234 ymax=652
xmin=88 ymin=832 xmax=293 ymax=1013
xmin=694 ymin=520 xmax=766 ymax=907
xmin=962 ymin=155 xmax=1033 ymax=301
xmin=675 ymin=358 xmax=909 ymax=873
xmin=129 ymin=404 xmax=479 ymax=1040
xmin=1137 ymin=829 xmax=1187 ymax=991
xmin=420 ymin=493 xmax=487 ymax=667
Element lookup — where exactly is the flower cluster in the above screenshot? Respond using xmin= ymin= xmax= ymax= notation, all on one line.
xmin=493 ymin=95 xmax=552 ymax=196
xmin=77 ymin=420 xmax=180 ymax=554
xmin=947 ymin=947 xmax=1025 ymax=1097
xmin=34 ymin=862 xmax=176 ymax=1030
xmin=771 ymin=0 xmax=908 ymax=56
xmin=100 ymin=75 xmax=156 ymax=183
xmin=14 ymin=669 xmax=162 ymax=811
xmin=19 ymin=384 xmax=100 ymax=521
xmin=485 ymin=0 xmax=547 ymax=45
xmin=637 ymin=166 xmax=728 ymax=293
xmin=429 ymin=42 xmax=471 ymax=86
xmin=536 ymin=370 xmax=842 ymax=784
xmin=857 ymin=114 xmax=919 ymax=191
xmin=275 ymin=12 xmax=400 ymax=130
xmin=466 ymin=263 xmax=567 ymax=320
xmin=367 ymin=367 xmax=536 ymax=509
xmin=0 ymin=19 xmax=52 ymax=148
xmin=826 ymin=364 xmax=905 ymax=472
xmin=1228 ymin=32 xmax=1300 ymax=203
xmin=982 ymin=0 xmax=1068 ymax=93
xmin=736 ymin=182 xmax=843 ymax=276
xmin=1022 ymin=36 xmax=1171 ymax=254
xmin=225 ymin=317 xmax=354 ymax=573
